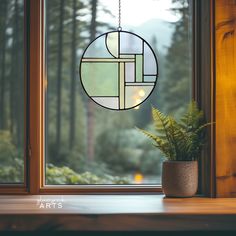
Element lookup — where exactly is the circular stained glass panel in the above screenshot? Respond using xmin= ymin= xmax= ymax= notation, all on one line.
xmin=80 ymin=31 xmax=158 ymax=110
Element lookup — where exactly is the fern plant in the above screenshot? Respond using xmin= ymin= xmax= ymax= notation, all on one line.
xmin=138 ymin=101 xmax=210 ymax=161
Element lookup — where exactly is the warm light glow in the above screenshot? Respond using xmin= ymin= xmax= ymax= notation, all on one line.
xmin=134 ymin=172 xmax=144 ymax=184
xmin=134 ymin=105 xmax=140 ymax=110
xmin=138 ymin=89 xmax=145 ymax=97
xmin=44 ymin=79 xmax=48 ymax=89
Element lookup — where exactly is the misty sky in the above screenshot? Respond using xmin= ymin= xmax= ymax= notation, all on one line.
xmin=98 ymin=0 xmax=180 ymax=27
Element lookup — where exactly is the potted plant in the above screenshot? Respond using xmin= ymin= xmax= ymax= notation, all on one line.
xmin=139 ymin=101 xmax=210 ymax=197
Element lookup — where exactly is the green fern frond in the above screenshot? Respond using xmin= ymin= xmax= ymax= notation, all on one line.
xmin=151 ymin=106 xmax=172 ymax=140
xmin=138 ymin=101 xmax=209 ymax=161
xmin=180 ymin=100 xmax=204 ymax=131
xmin=137 ymin=128 xmax=173 ymax=159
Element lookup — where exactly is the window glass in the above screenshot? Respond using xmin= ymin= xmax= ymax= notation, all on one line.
xmin=0 ymin=0 xmax=24 ymax=183
xmin=45 ymin=0 xmax=192 ymax=185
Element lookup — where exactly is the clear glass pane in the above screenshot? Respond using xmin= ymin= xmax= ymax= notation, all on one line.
xmin=0 ymin=0 xmax=24 ymax=183
xmin=45 ymin=0 xmax=192 ymax=185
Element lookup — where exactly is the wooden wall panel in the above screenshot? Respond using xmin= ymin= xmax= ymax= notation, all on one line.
xmin=215 ymin=0 xmax=236 ymax=197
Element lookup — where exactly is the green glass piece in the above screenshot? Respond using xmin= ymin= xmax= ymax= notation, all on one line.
xmin=120 ymin=54 xmax=135 ymax=58
xmin=135 ymin=55 xmax=143 ymax=82
xmin=119 ymin=63 xmax=125 ymax=109
xmin=81 ymin=62 xmax=118 ymax=96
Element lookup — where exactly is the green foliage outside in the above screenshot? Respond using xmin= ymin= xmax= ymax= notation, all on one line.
xmin=139 ymin=101 xmax=210 ymax=161
xmin=46 ymin=164 xmax=130 ymax=184
xmin=0 ymin=131 xmax=23 ymax=182
xmin=0 ymin=131 xmax=130 ymax=184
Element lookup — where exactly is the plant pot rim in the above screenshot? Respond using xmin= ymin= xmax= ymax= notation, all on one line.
xmin=163 ymin=160 xmax=198 ymax=163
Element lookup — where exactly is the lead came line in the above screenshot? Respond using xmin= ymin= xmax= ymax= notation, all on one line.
xmin=82 ymin=58 xmax=135 ymax=62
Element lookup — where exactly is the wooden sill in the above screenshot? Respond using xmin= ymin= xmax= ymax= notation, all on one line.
xmin=0 ymin=195 xmax=236 ymax=231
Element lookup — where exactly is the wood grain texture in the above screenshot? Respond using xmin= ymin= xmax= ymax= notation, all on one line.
xmin=215 ymin=0 xmax=236 ymax=197
xmin=0 ymin=195 xmax=236 ymax=231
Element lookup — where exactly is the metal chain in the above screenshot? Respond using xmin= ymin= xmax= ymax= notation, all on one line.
xmin=117 ymin=0 xmax=122 ymax=31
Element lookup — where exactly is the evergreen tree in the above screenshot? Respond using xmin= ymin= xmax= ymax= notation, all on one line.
xmin=0 ymin=0 xmax=8 ymax=130
xmin=162 ymin=0 xmax=191 ymax=116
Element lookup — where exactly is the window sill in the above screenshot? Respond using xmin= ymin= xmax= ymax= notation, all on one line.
xmin=0 ymin=195 xmax=236 ymax=231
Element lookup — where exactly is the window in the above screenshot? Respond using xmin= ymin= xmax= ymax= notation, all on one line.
xmin=0 ymin=0 xmax=25 ymax=184
xmin=44 ymin=0 xmax=192 ymax=186
xmin=0 ymin=0 xmax=214 ymax=195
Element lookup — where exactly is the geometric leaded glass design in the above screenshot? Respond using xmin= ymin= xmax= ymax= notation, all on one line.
xmin=80 ymin=31 xmax=158 ymax=110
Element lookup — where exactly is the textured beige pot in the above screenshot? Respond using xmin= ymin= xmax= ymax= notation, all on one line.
xmin=162 ymin=161 xmax=198 ymax=198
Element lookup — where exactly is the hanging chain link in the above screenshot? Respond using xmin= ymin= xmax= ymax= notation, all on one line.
xmin=117 ymin=0 xmax=122 ymax=31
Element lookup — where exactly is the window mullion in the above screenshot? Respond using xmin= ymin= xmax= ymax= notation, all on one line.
xmin=29 ymin=0 xmax=44 ymax=194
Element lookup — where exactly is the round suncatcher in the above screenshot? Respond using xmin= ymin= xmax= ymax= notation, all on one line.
xmin=79 ymin=1 xmax=158 ymax=110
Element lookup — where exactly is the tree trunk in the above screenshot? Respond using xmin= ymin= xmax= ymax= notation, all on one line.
xmin=56 ymin=0 xmax=65 ymax=155
xmin=0 ymin=0 xmax=8 ymax=130
xmin=69 ymin=0 xmax=77 ymax=149
xmin=45 ymin=0 xmax=50 ymax=159
xmin=10 ymin=0 xmax=20 ymax=143
xmin=14 ymin=0 xmax=24 ymax=148
xmin=86 ymin=0 xmax=97 ymax=162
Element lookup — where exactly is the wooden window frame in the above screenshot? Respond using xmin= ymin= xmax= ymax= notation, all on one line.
xmin=192 ymin=0 xmax=216 ymax=197
xmin=0 ymin=0 xmax=216 ymax=196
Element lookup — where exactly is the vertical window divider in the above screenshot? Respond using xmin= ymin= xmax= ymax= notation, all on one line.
xmin=28 ymin=0 xmax=44 ymax=194
xmin=192 ymin=0 xmax=216 ymax=197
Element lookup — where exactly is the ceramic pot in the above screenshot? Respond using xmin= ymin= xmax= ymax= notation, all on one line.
xmin=162 ymin=161 xmax=198 ymax=197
